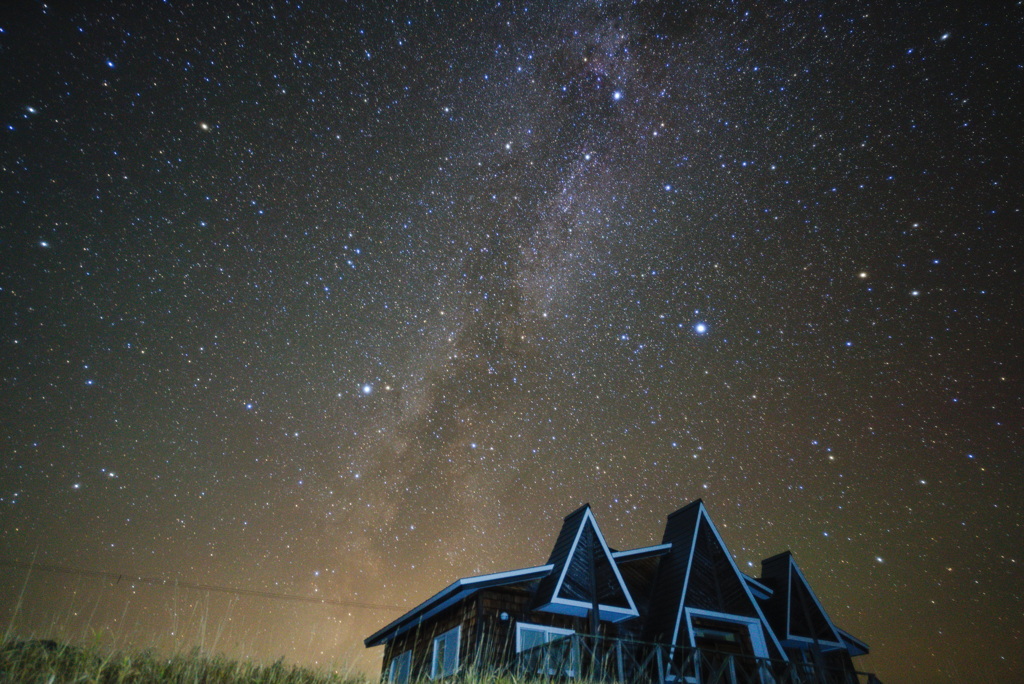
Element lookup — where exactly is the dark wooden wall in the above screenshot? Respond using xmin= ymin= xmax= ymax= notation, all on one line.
xmin=379 ymin=583 xmax=645 ymax=679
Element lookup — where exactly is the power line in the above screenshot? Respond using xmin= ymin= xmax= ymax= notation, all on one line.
xmin=0 ymin=560 xmax=404 ymax=612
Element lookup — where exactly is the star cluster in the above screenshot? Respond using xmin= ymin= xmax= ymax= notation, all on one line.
xmin=0 ymin=2 xmax=1021 ymax=682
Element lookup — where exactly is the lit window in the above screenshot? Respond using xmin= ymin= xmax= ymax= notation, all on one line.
xmin=389 ymin=651 xmax=411 ymax=684
xmin=432 ymin=626 xmax=460 ymax=678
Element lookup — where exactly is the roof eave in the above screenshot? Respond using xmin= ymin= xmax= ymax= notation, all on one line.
xmin=364 ymin=564 xmax=554 ymax=647
xmin=835 ymin=626 xmax=870 ymax=656
xmin=611 ymin=543 xmax=673 ymax=561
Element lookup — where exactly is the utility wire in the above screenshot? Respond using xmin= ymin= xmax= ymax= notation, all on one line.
xmin=0 ymin=560 xmax=404 ymax=612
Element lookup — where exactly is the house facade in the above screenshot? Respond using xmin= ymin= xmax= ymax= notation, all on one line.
xmin=364 ymin=501 xmax=874 ymax=684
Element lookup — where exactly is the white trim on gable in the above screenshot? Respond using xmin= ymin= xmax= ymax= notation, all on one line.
xmin=670 ymin=505 xmax=788 ymax=662
xmin=541 ymin=597 xmax=642 ymax=620
xmin=787 ymin=558 xmax=844 ymax=645
xmin=670 ymin=512 xmax=703 ymax=647
xmin=539 ymin=507 xmax=640 ymax=622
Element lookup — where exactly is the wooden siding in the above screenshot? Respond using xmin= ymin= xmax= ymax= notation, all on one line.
xmin=615 ymin=555 xmax=662 ymax=618
xmin=758 ymin=552 xmax=791 ymax=635
xmin=476 ymin=584 xmax=618 ymax=658
xmin=381 ymin=582 xmax=644 ymax=679
xmin=644 ymin=501 xmax=700 ymax=642
xmin=684 ymin=518 xmax=759 ymax=618
xmin=760 ymin=551 xmax=842 ymax=645
xmin=381 ymin=596 xmax=478 ymax=681
xmin=788 ymin=573 xmax=837 ymax=642
xmin=533 ymin=505 xmax=589 ymax=609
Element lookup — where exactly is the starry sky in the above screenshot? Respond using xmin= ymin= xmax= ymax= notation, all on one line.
xmin=1 ymin=1 xmax=1021 ymax=681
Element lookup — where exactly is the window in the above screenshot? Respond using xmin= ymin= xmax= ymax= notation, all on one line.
xmin=431 ymin=626 xmax=460 ymax=678
xmin=389 ymin=650 xmax=411 ymax=684
xmin=686 ymin=610 xmax=773 ymax=684
xmin=516 ymin=623 xmax=580 ymax=677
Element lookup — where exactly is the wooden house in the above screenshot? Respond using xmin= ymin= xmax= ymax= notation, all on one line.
xmin=364 ymin=501 xmax=874 ymax=684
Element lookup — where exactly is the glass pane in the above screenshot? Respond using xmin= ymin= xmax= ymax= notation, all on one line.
xmin=391 ymin=652 xmax=411 ymax=684
xmin=435 ymin=638 xmax=446 ymax=677
xmin=549 ymin=634 xmax=580 ymax=676
xmin=443 ymin=632 xmax=458 ymax=675
xmin=520 ymin=628 xmax=547 ymax=653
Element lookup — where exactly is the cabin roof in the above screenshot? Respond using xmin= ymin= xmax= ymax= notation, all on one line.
xmin=760 ymin=551 xmax=845 ymax=648
xmin=836 ymin=627 xmax=870 ymax=656
xmin=364 ymin=543 xmax=674 ymax=648
xmin=363 ymin=564 xmax=554 ymax=647
xmin=364 ymin=500 xmax=869 ymax=661
xmin=532 ymin=503 xmax=640 ymax=622
xmin=650 ymin=499 xmax=789 ymax=661
xmin=611 ymin=543 xmax=672 ymax=561
xmin=740 ymin=572 xmax=774 ymax=600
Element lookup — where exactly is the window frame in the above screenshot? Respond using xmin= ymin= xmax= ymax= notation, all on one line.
xmin=431 ymin=625 xmax=461 ymax=679
xmin=388 ymin=650 xmax=412 ymax=684
xmin=515 ymin=623 xmax=580 ymax=677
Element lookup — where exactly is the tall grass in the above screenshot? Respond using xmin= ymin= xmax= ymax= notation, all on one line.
xmin=0 ymin=638 xmax=369 ymax=684
xmin=1 ymin=563 xmax=376 ymax=681
xmin=0 ymin=639 xmax=559 ymax=684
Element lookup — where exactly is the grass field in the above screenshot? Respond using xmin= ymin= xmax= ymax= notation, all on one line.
xmin=0 ymin=638 xmax=555 ymax=684
xmin=0 ymin=638 xmax=370 ymax=684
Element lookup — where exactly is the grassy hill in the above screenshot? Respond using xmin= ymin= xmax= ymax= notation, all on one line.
xmin=0 ymin=638 xmax=368 ymax=684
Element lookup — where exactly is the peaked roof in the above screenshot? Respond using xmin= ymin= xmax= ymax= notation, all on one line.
xmin=647 ymin=500 xmax=787 ymax=661
xmin=533 ymin=503 xmax=640 ymax=623
xmin=760 ymin=551 xmax=845 ymax=649
xmin=364 ymin=500 xmax=868 ymax=662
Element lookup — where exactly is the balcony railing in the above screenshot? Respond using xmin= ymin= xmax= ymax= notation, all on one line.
xmin=504 ymin=633 xmax=878 ymax=684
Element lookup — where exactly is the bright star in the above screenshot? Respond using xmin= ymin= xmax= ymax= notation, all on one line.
xmin=694 ymin=323 xmax=707 ymax=334
xmin=362 ymin=384 xmax=373 ymax=395
xmin=612 ymin=90 xmax=623 ymax=101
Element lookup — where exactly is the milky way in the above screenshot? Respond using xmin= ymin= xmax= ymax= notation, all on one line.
xmin=1 ymin=2 xmax=1021 ymax=682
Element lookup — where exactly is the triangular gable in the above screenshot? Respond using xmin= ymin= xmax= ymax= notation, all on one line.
xmin=658 ymin=501 xmax=787 ymax=661
xmin=533 ymin=504 xmax=639 ymax=622
xmin=762 ymin=552 xmax=843 ymax=648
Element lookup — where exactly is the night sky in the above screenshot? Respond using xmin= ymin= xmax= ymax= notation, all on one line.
xmin=1 ymin=1 xmax=1021 ymax=682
